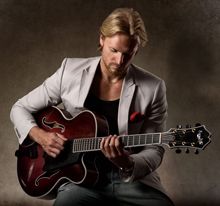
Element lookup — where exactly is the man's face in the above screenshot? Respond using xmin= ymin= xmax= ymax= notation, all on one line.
xmin=100 ymin=33 xmax=139 ymax=77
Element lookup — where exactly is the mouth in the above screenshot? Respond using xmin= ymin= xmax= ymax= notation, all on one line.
xmin=109 ymin=63 xmax=120 ymax=68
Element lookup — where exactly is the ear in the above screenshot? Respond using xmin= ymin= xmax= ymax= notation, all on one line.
xmin=99 ymin=34 xmax=105 ymax=47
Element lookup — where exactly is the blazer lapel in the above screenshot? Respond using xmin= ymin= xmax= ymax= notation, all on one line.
xmin=118 ymin=66 xmax=136 ymax=135
xmin=78 ymin=57 xmax=100 ymax=106
xmin=77 ymin=59 xmax=136 ymax=135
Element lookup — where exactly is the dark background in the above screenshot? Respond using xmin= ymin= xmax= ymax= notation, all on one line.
xmin=0 ymin=0 xmax=219 ymax=205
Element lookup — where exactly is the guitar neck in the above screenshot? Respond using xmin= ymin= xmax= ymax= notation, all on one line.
xmin=72 ymin=132 xmax=173 ymax=153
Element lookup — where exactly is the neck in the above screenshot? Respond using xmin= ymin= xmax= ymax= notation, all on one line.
xmin=71 ymin=132 xmax=172 ymax=153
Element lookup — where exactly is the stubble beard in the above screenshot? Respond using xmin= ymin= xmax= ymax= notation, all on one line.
xmin=105 ymin=62 xmax=127 ymax=78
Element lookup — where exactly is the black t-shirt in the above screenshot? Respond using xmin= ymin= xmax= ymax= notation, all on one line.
xmin=84 ymin=93 xmax=119 ymax=135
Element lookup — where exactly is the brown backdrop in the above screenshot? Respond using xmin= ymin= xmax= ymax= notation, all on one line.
xmin=0 ymin=0 xmax=219 ymax=205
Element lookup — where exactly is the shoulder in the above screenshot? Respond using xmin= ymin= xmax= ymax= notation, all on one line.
xmin=129 ymin=64 xmax=165 ymax=88
xmin=64 ymin=56 xmax=100 ymax=66
xmin=57 ymin=56 xmax=100 ymax=77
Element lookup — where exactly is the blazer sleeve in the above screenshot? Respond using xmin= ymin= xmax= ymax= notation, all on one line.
xmin=10 ymin=58 xmax=67 ymax=144
xmin=128 ymin=79 xmax=168 ymax=181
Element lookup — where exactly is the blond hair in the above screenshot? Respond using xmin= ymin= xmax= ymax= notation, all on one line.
xmin=100 ymin=8 xmax=148 ymax=47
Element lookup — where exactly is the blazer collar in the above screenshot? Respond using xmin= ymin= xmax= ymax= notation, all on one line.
xmin=118 ymin=65 xmax=136 ymax=135
xmin=78 ymin=57 xmax=101 ymax=106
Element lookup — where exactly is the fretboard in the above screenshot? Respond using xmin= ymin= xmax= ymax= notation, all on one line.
xmin=72 ymin=132 xmax=174 ymax=153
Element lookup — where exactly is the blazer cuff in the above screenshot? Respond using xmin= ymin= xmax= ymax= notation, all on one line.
xmin=120 ymin=154 xmax=153 ymax=183
xmin=132 ymin=154 xmax=153 ymax=180
xmin=14 ymin=122 xmax=38 ymax=145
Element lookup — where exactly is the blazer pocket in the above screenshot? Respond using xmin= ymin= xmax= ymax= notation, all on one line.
xmin=128 ymin=119 xmax=144 ymax=134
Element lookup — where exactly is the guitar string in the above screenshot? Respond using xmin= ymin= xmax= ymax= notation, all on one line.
xmin=72 ymin=129 xmax=202 ymax=152
xmin=72 ymin=133 xmax=176 ymax=152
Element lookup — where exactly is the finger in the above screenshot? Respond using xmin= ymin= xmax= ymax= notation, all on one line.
xmin=109 ymin=135 xmax=119 ymax=157
xmin=52 ymin=133 xmax=66 ymax=148
xmin=48 ymin=147 xmax=61 ymax=157
xmin=53 ymin=141 xmax=65 ymax=150
xmin=42 ymin=146 xmax=59 ymax=158
xmin=114 ymin=136 xmax=124 ymax=156
xmin=47 ymin=151 xmax=57 ymax=158
xmin=105 ymin=136 xmax=112 ymax=147
xmin=44 ymin=134 xmax=64 ymax=151
xmin=100 ymin=138 xmax=105 ymax=150
xmin=56 ymin=133 xmax=68 ymax=141
xmin=108 ymin=135 xmax=116 ymax=147
xmin=100 ymin=136 xmax=112 ymax=155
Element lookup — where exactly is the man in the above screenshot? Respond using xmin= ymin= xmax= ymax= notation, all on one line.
xmin=11 ymin=8 xmax=173 ymax=206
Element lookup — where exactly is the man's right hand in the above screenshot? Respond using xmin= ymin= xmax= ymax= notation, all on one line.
xmin=29 ymin=126 xmax=67 ymax=158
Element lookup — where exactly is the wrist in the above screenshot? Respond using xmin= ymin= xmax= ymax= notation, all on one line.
xmin=29 ymin=126 xmax=46 ymax=145
xmin=119 ymin=157 xmax=134 ymax=176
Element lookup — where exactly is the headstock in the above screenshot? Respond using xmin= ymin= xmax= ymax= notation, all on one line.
xmin=166 ymin=124 xmax=211 ymax=154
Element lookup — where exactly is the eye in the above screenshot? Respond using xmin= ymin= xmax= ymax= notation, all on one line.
xmin=110 ymin=48 xmax=117 ymax=53
xmin=123 ymin=52 xmax=131 ymax=58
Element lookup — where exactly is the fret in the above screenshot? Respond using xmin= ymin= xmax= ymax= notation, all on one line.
xmin=81 ymin=139 xmax=83 ymax=151
xmin=85 ymin=138 xmax=91 ymax=151
xmin=87 ymin=138 xmax=91 ymax=151
xmin=145 ymin=134 xmax=149 ymax=144
xmin=134 ymin=135 xmax=139 ymax=146
xmin=83 ymin=139 xmax=86 ymax=151
xmin=126 ymin=135 xmax=131 ymax=147
xmin=79 ymin=139 xmax=82 ymax=151
xmin=73 ymin=139 xmax=79 ymax=152
xmin=87 ymin=139 xmax=90 ymax=150
xmin=132 ymin=136 xmax=134 ymax=146
xmin=127 ymin=135 xmax=130 ymax=146
xmin=93 ymin=138 xmax=97 ymax=150
xmin=153 ymin=134 xmax=159 ymax=144
xmin=75 ymin=140 xmax=78 ymax=152
xmin=76 ymin=140 xmax=79 ymax=152
xmin=97 ymin=138 xmax=101 ymax=150
xmin=94 ymin=138 xmax=98 ymax=150
xmin=95 ymin=138 xmax=101 ymax=150
xmin=91 ymin=138 xmax=94 ymax=150
xmin=79 ymin=139 xmax=83 ymax=151
xmin=125 ymin=135 xmax=128 ymax=146
xmin=131 ymin=135 xmax=134 ymax=146
xmin=140 ymin=135 xmax=145 ymax=145
xmin=72 ymin=140 xmax=75 ymax=152
xmin=84 ymin=139 xmax=87 ymax=151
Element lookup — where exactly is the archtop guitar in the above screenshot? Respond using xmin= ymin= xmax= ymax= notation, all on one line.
xmin=15 ymin=106 xmax=211 ymax=199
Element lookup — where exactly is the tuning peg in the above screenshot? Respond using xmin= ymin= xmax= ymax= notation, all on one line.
xmin=176 ymin=148 xmax=182 ymax=154
xmin=185 ymin=148 xmax=190 ymax=154
xmin=195 ymin=123 xmax=201 ymax=127
xmin=194 ymin=149 xmax=199 ymax=154
xmin=176 ymin=125 xmax=182 ymax=129
xmin=186 ymin=124 xmax=191 ymax=128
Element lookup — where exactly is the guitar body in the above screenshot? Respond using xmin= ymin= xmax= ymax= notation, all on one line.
xmin=16 ymin=106 xmax=109 ymax=199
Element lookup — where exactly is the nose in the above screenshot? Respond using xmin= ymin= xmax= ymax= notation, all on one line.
xmin=115 ymin=53 xmax=124 ymax=65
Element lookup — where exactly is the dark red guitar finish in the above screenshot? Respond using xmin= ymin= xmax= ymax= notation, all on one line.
xmin=16 ymin=106 xmax=109 ymax=199
xmin=15 ymin=106 xmax=211 ymax=199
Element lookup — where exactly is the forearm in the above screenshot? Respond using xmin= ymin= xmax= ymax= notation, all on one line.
xmin=10 ymin=60 xmax=67 ymax=144
xmin=130 ymin=146 xmax=164 ymax=179
xmin=10 ymin=101 xmax=38 ymax=144
xmin=29 ymin=126 xmax=48 ymax=145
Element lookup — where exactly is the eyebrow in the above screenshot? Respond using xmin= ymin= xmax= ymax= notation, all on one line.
xmin=109 ymin=47 xmax=132 ymax=55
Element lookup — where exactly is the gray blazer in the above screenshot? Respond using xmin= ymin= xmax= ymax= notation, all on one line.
xmin=10 ymin=56 xmax=168 ymax=194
